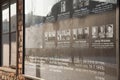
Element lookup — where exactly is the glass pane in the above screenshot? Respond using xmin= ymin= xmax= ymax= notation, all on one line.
xmin=2 ymin=5 xmax=9 ymax=33
xmin=25 ymin=0 xmax=118 ymax=80
xmin=2 ymin=3 xmax=9 ymax=66
xmin=11 ymin=3 xmax=16 ymax=32
xmin=11 ymin=33 xmax=16 ymax=66
xmin=2 ymin=34 xmax=9 ymax=66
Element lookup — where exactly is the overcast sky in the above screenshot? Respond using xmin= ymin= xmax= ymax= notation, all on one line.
xmin=25 ymin=0 xmax=59 ymax=16
xmin=2 ymin=3 xmax=16 ymax=21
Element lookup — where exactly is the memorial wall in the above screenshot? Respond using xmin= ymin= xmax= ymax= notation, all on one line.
xmin=24 ymin=0 xmax=118 ymax=80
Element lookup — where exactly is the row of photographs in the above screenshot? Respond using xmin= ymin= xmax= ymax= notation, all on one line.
xmin=44 ymin=24 xmax=113 ymax=41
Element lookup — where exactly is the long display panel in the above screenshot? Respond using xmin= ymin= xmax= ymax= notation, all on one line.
xmin=25 ymin=0 xmax=118 ymax=80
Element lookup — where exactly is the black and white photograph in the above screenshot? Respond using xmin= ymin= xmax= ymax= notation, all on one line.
xmin=73 ymin=28 xmax=78 ymax=40
xmin=58 ymin=0 xmax=72 ymax=20
xmin=106 ymin=24 xmax=113 ymax=38
xmin=73 ymin=0 xmax=83 ymax=9
xmin=72 ymin=0 xmax=90 ymax=18
xmin=57 ymin=29 xmax=71 ymax=41
xmin=57 ymin=29 xmax=71 ymax=48
xmin=72 ymin=27 xmax=89 ymax=48
xmin=48 ymin=31 xmax=56 ymax=41
xmin=92 ymin=26 xmax=98 ymax=38
xmin=57 ymin=30 xmax=62 ymax=41
xmin=84 ymin=0 xmax=89 ymax=6
xmin=73 ymin=0 xmax=79 ymax=9
xmin=82 ymin=27 xmax=89 ymax=39
xmin=45 ymin=32 xmax=49 ymax=41
xmin=77 ymin=28 xmax=83 ymax=39
xmin=44 ymin=31 xmax=56 ymax=48
xmin=73 ymin=0 xmax=90 ymax=9
xmin=75 ymin=0 xmax=84 ymax=9
xmin=73 ymin=27 xmax=89 ymax=40
xmin=61 ymin=30 xmax=66 ymax=40
xmin=61 ymin=1 xmax=66 ymax=13
xmin=64 ymin=29 xmax=71 ymax=40
xmin=98 ymin=25 xmax=105 ymax=38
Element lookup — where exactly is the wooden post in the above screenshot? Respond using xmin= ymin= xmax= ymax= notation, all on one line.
xmin=17 ymin=0 xmax=23 ymax=78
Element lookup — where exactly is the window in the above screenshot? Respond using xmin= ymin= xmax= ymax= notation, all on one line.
xmin=10 ymin=2 xmax=17 ymax=67
xmin=24 ymin=0 xmax=118 ymax=80
xmin=2 ymin=3 xmax=10 ymax=67
xmin=1 ymin=0 xmax=17 ymax=68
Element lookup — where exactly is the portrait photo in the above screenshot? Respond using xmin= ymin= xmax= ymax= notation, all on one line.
xmin=82 ymin=27 xmax=89 ymax=39
xmin=106 ymin=24 xmax=113 ymax=38
xmin=77 ymin=28 xmax=83 ymax=39
xmin=98 ymin=25 xmax=105 ymax=38
xmin=92 ymin=26 xmax=98 ymax=38
xmin=73 ymin=29 xmax=78 ymax=40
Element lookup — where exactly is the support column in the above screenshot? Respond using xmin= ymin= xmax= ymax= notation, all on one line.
xmin=17 ymin=0 xmax=24 ymax=79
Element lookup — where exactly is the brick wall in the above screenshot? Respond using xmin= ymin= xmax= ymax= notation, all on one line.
xmin=17 ymin=0 xmax=25 ymax=79
xmin=17 ymin=0 xmax=23 ymax=75
xmin=0 ymin=71 xmax=16 ymax=80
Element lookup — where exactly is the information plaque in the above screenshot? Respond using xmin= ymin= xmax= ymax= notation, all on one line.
xmin=25 ymin=0 xmax=118 ymax=80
